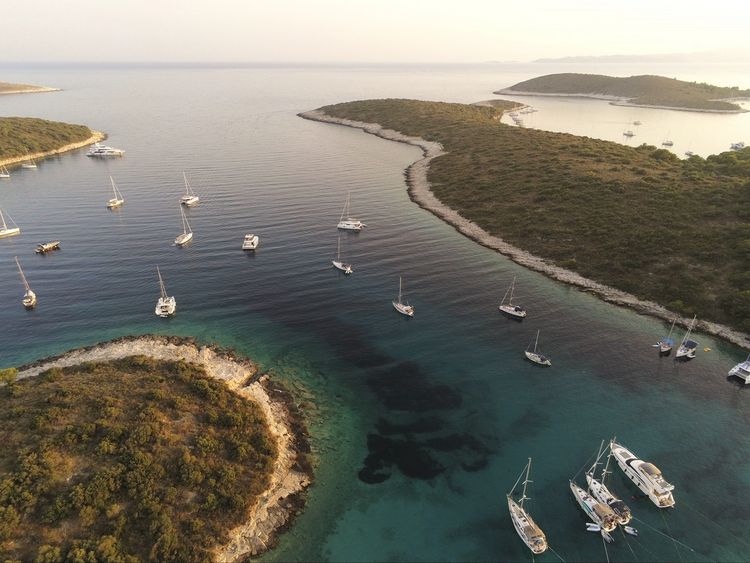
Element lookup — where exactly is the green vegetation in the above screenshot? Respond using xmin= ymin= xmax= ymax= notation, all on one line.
xmin=0 ymin=117 xmax=93 ymax=161
xmin=501 ymin=73 xmax=750 ymax=111
xmin=321 ymin=99 xmax=750 ymax=332
xmin=0 ymin=356 xmax=277 ymax=561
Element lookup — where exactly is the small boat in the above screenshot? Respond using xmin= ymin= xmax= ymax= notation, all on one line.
xmin=498 ymin=276 xmax=526 ymax=319
xmin=684 ymin=150 xmax=695 ymax=157
xmin=654 ymin=317 xmax=676 ymax=355
xmin=174 ymin=205 xmax=193 ymax=246
xmin=729 ymin=353 xmax=750 ymax=384
xmin=180 ymin=172 xmax=200 ymax=206
xmin=106 ymin=176 xmax=125 ymax=209
xmin=0 ymin=165 xmax=9 ymax=178
xmin=0 ymin=207 xmax=21 ymax=238
xmin=623 ymin=130 xmax=635 ymax=137
xmin=586 ymin=441 xmax=632 ymax=526
xmin=35 ymin=241 xmax=61 ymax=254
xmin=21 ymin=154 xmax=37 ymax=169
xmin=337 ymin=192 xmax=366 ymax=231
xmin=86 ymin=143 xmax=125 ymax=157
xmin=507 ymin=458 xmax=548 ymax=555
xmin=675 ymin=314 xmax=698 ymax=360
xmin=242 ymin=233 xmax=260 ymax=250
xmin=569 ymin=480 xmax=617 ymax=539
xmin=332 ymin=235 xmax=353 ymax=274
xmin=15 ymin=256 xmax=37 ymax=309
xmin=633 ymin=120 xmax=642 ymax=126
xmin=392 ymin=276 xmax=414 ymax=317
xmin=154 ymin=266 xmax=176 ymax=317
xmin=661 ymin=139 xmax=674 ymax=147
xmin=730 ymin=142 xmax=745 ymax=151
xmin=610 ymin=440 xmax=674 ymax=508
xmin=524 ymin=330 xmax=551 ymax=366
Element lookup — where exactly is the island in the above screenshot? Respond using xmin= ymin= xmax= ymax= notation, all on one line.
xmin=0 ymin=80 xmax=60 ymax=95
xmin=301 ymin=99 xmax=750 ymax=347
xmin=495 ymin=73 xmax=750 ymax=112
xmin=0 ymin=336 xmax=312 ymax=562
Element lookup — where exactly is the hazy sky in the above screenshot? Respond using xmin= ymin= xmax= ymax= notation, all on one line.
xmin=2 ymin=0 xmax=749 ymax=63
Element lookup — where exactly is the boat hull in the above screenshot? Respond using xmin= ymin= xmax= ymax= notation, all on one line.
xmin=0 ymin=227 xmax=21 ymax=239
xmin=332 ymin=260 xmax=352 ymax=274
xmin=507 ymin=497 xmax=548 ymax=555
xmin=175 ymin=233 xmax=193 ymax=246
xmin=242 ymin=235 xmax=260 ymax=250
xmin=181 ymin=196 xmax=200 ymax=206
xmin=569 ymin=481 xmax=617 ymax=532
xmin=155 ymin=296 xmax=176 ymax=317
xmin=610 ymin=443 xmax=675 ymax=508
xmin=337 ymin=219 xmax=365 ymax=231
xmin=499 ymin=305 xmax=526 ymax=320
xmin=524 ymin=351 xmax=551 ymax=366
xmin=392 ymin=301 xmax=414 ymax=317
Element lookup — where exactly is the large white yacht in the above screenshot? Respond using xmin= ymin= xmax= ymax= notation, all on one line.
xmin=569 ymin=481 xmax=618 ymax=538
xmin=729 ymin=354 xmax=750 ymax=384
xmin=337 ymin=192 xmax=366 ymax=231
xmin=610 ymin=441 xmax=675 ymax=508
xmin=154 ymin=266 xmax=176 ymax=317
xmin=507 ymin=459 xmax=548 ymax=555
xmin=86 ymin=143 xmax=125 ymax=157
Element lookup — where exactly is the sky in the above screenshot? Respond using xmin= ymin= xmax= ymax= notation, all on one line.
xmin=2 ymin=0 xmax=749 ymax=63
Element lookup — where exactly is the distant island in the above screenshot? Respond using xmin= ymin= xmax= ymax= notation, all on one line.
xmin=301 ymin=99 xmax=750 ymax=346
xmin=1 ymin=336 xmax=312 ymax=562
xmin=0 ymin=80 xmax=60 ymax=95
xmin=495 ymin=73 xmax=750 ymax=112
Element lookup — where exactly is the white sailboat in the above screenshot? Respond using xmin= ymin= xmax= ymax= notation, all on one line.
xmin=586 ymin=441 xmax=633 ymax=526
xmin=0 ymin=207 xmax=21 ymax=238
xmin=569 ymin=480 xmax=617 ymax=541
xmin=154 ymin=266 xmax=176 ymax=317
xmin=106 ymin=176 xmax=125 ymax=208
xmin=654 ymin=317 xmax=676 ymax=355
xmin=337 ymin=192 xmax=366 ymax=231
xmin=332 ymin=235 xmax=353 ymax=274
xmin=507 ymin=458 xmax=548 ymax=555
xmin=675 ymin=314 xmax=698 ymax=360
xmin=662 ymin=132 xmax=674 ymax=147
xmin=524 ymin=330 xmax=551 ymax=366
xmin=729 ymin=353 xmax=750 ymax=384
xmin=392 ymin=276 xmax=414 ymax=317
xmin=15 ymin=256 xmax=37 ymax=309
xmin=498 ymin=276 xmax=526 ymax=319
xmin=0 ymin=165 xmax=10 ymax=178
xmin=180 ymin=172 xmax=200 ymax=206
xmin=21 ymin=153 xmax=37 ymax=169
xmin=174 ymin=205 xmax=193 ymax=246
xmin=610 ymin=440 xmax=675 ymax=508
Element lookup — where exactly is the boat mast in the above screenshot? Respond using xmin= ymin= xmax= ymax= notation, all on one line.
xmin=509 ymin=277 xmax=516 ymax=306
xmin=337 ymin=236 xmax=341 ymax=260
xmin=601 ymin=441 xmax=613 ymax=483
xmin=181 ymin=206 xmax=191 ymax=234
xmin=110 ymin=176 xmax=119 ymax=200
xmin=667 ymin=318 xmax=676 ymax=339
xmin=398 ymin=276 xmax=403 ymax=304
xmin=520 ymin=457 xmax=532 ymax=508
xmin=340 ymin=192 xmax=350 ymax=222
xmin=157 ymin=266 xmax=167 ymax=299
xmin=681 ymin=315 xmax=696 ymax=346
xmin=534 ymin=330 xmax=540 ymax=353
xmin=0 ymin=208 xmax=7 ymax=230
xmin=15 ymin=256 xmax=30 ymax=291
xmin=183 ymin=171 xmax=192 ymax=196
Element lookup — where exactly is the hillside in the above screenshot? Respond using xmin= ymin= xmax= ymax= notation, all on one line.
xmin=318 ymin=99 xmax=750 ymax=333
xmin=0 ymin=117 xmax=94 ymax=161
xmin=0 ymin=356 xmax=277 ymax=561
xmin=498 ymin=73 xmax=750 ymax=111
xmin=0 ymin=81 xmax=57 ymax=95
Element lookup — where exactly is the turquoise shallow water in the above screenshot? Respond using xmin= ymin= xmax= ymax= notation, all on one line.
xmin=1 ymin=63 xmax=749 ymax=562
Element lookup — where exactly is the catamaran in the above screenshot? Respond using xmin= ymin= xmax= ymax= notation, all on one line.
xmin=507 ymin=458 xmax=548 ymax=555
xmin=525 ymin=330 xmax=551 ymax=366
xmin=174 ymin=205 xmax=193 ymax=246
xmin=729 ymin=353 xmax=750 ymax=384
xmin=337 ymin=192 xmax=366 ymax=231
xmin=498 ymin=276 xmax=526 ymax=319
xmin=569 ymin=480 xmax=618 ymax=542
xmin=0 ymin=165 xmax=9 ymax=178
xmin=654 ymin=317 xmax=677 ymax=355
xmin=392 ymin=276 xmax=414 ymax=317
xmin=675 ymin=314 xmax=698 ymax=360
xmin=180 ymin=172 xmax=200 ymax=206
xmin=154 ymin=266 xmax=176 ymax=317
xmin=586 ymin=441 xmax=632 ymax=526
xmin=0 ymin=207 xmax=21 ymax=238
xmin=242 ymin=233 xmax=260 ymax=250
xmin=106 ymin=176 xmax=125 ymax=209
xmin=332 ymin=235 xmax=353 ymax=274
xmin=15 ymin=256 xmax=37 ymax=309
xmin=610 ymin=440 xmax=675 ymax=508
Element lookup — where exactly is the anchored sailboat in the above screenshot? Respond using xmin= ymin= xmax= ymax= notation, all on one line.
xmin=675 ymin=315 xmax=698 ymax=360
xmin=524 ymin=330 xmax=551 ymax=366
xmin=586 ymin=441 xmax=633 ymax=526
xmin=729 ymin=353 xmax=750 ymax=384
xmin=337 ymin=192 xmax=366 ymax=231
xmin=174 ymin=205 xmax=193 ymax=246
xmin=21 ymin=153 xmax=37 ymax=169
xmin=498 ymin=277 xmax=526 ymax=319
xmin=655 ymin=317 xmax=677 ymax=355
xmin=507 ymin=458 xmax=548 ymax=555
xmin=392 ymin=276 xmax=414 ymax=317
xmin=0 ymin=165 xmax=9 ymax=178
xmin=570 ymin=480 xmax=618 ymax=542
xmin=0 ymin=207 xmax=21 ymax=238
xmin=332 ymin=235 xmax=353 ymax=274
xmin=106 ymin=176 xmax=125 ymax=209
xmin=15 ymin=256 xmax=37 ymax=309
xmin=610 ymin=439 xmax=675 ymax=508
xmin=180 ymin=172 xmax=200 ymax=206
xmin=154 ymin=266 xmax=176 ymax=317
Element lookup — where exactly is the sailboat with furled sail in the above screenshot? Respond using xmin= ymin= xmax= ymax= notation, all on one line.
xmin=586 ymin=441 xmax=633 ymax=527
xmin=675 ymin=315 xmax=698 ymax=360
xmin=15 ymin=256 xmax=37 ymax=309
xmin=507 ymin=458 xmax=548 ymax=555
xmin=498 ymin=276 xmax=526 ymax=319
xmin=332 ymin=235 xmax=353 ymax=274
xmin=174 ymin=205 xmax=193 ymax=246
xmin=337 ymin=192 xmax=366 ymax=231
xmin=106 ymin=176 xmax=125 ymax=209
xmin=0 ymin=207 xmax=21 ymax=238
xmin=392 ymin=276 xmax=414 ymax=317
xmin=180 ymin=172 xmax=200 ymax=206
xmin=154 ymin=266 xmax=176 ymax=317
xmin=654 ymin=317 xmax=677 ymax=355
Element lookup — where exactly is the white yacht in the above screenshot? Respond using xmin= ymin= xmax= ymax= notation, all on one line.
xmin=174 ymin=205 xmax=193 ymax=246
xmin=729 ymin=353 xmax=750 ymax=384
xmin=569 ymin=481 xmax=618 ymax=539
xmin=498 ymin=276 xmax=526 ymax=319
xmin=15 ymin=256 xmax=37 ymax=309
xmin=106 ymin=176 xmax=125 ymax=209
xmin=180 ymin=172 xmax=200 ymax=206
xmin=675 ymin=315 xmax=698 ymax=360
xmin=524 ymin=330 xmax=551 ymax=366
xmin=0 ymin=207 xmax=21 ymax=238
xmin=507 ymin=459 xmax=548 ymax=555
xmin=586 ymin=442 xmax=632 ymax=526
xmin=86 ymin=143 xmax=124 ymax=157
xmin=0 ymin=165 xmax=9 ymax=178
xmin=337 ymin=192 xmax=366 ymax=231
xmin=332 ymin=236 xmax=353 ymax=274
xmin=610 ymin=440 xmax=675 ymax=508
xmin=730 ymin=142 xmax=745 ymax=151
xmin=242 ymin=233 xmax=260 ymax=250
xmin=392 ymin=276 xmax=414 ymax=317
xmin=154 ymin=266 xmax=176 ymax=317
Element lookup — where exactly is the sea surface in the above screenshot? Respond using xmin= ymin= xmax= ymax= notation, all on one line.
xmin=1 ymin=62 xmax=749 ymax=562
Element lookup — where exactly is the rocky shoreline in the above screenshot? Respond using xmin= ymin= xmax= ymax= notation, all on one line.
xmin=16 ymin=334 xmax=313 ymax=561
xmin=0 ymin=130 xmax=106 ymax=168
xmin=298 ymin=108 xmax=750 ymax=349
